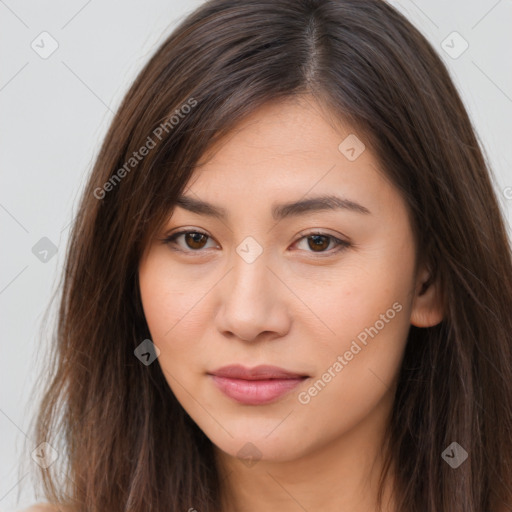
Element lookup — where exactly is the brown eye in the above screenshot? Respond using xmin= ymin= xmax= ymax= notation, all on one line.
xmin=294 ymin=232 xmax=350 ymax=255
xmin=307 ymin=235 xmax=330 ymax=252
xmin=183 ymin=232 xmax=208 ymax=250
xmin=162 ymin=230 xmax=350 ymax=257
xmin=162 ymin=230 xmax=216 ymax=253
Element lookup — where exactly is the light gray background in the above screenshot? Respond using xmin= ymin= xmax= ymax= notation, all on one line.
xmin=1 ymin=1 xmax=511 ymax=510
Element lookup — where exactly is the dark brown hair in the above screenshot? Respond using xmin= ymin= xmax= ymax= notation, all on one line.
xmin=22 ymin=0 xmax=512 ymax=510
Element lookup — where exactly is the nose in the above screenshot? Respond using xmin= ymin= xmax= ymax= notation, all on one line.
xmin=215 ymin=249 xmax=291 ymax=343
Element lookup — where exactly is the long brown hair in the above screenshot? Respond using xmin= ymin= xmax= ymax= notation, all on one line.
xmin=22 ymin=0 xmax=512 ymax=510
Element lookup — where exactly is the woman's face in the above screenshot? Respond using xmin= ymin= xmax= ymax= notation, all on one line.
xmin=138 ymin=96 xmax=441 ymax=464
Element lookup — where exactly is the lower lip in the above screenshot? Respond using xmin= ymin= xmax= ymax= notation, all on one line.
xmin=210 ymin=375 xmax=306 ymax=405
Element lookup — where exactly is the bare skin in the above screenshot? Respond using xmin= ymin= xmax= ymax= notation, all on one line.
xmin=137 ymin=95 xmax=443 ymax=512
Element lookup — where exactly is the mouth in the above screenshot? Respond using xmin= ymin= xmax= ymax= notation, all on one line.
xmin=208 ymin=364 xmax=309 ymax=405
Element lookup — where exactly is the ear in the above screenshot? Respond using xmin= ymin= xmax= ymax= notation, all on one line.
xmin=410 ymin=265 xmax=444 ymax=327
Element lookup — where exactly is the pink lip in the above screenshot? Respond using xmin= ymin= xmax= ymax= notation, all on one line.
xmin=209 ymin=365 xmax=308 ymax=405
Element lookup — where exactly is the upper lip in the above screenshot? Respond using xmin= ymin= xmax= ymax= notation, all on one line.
xmin=209 ymin=364 xmax=308 ymax=380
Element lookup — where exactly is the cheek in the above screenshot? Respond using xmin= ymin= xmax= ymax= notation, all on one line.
xmin=294 ymin=284 xmax=411 ymax=443
xmin=304 ymin=237 xmax=415 ymax=395
xmin=139 ymin=250 xmax=207 ymax=341
xmin=138 ymin=282 xmax=194 ymax=415
xmin=138 ymin=251 xmax=213 ymax=391
xmin=309 ymin=247 xmax=413 ymax=346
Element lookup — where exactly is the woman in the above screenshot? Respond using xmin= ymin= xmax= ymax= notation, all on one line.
xmin=22 ymin=0 xmax=512 ymax=511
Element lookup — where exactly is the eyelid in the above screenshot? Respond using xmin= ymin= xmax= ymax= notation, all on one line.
xmin=160 ymin=228 xmax=351 ymax=256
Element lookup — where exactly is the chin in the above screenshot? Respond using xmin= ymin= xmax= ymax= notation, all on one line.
xmin=198 ymin=415 xmax=313 ymax=464
xmin=213 ymin=435 xmax=307 ymax=464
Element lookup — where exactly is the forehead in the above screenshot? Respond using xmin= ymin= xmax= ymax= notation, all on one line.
xmin=184 ymin=97 xmax=395 ymax=219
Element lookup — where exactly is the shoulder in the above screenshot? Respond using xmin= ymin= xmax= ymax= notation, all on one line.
xmin=21 ymin=504 xmax=62 ymax=512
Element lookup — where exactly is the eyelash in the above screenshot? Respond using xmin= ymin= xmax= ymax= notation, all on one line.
xmin=160 ymin=229 xmax=350 ymax=257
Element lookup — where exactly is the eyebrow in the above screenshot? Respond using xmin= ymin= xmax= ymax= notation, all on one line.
xmin=174 ymin=193 xmax=371 ymax=221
